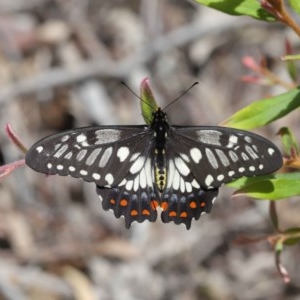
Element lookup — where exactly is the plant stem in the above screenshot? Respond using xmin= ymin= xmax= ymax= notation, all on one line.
xmin=279 ymin=2 xmax=300 ymax=38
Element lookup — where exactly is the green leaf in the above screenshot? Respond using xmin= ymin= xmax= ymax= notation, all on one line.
xmin=277 ymin=127 xmax=300 ymax=156
xmin=221 ymin=87 xmax=300 ymax=130
xmin=194 ymin=0 xmax=275 ymax=21
xmin=288 ymin=0 xmax=300 ymax=15
xmin=286 ymin=60 xmax=298 ymax=82
xmin=229 ymin=173 xmax=300 ymax=200
xmin=140 ymin=78 xmax=158 ymax=125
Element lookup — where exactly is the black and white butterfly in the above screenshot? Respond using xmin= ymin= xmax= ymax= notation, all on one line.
xmin=25 ymin=107 xmax=283 ymax=229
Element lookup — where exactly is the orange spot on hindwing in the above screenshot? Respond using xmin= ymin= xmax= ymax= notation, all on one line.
xmin=120 ymin=199 xmax=128 ymax=207
xmin=189 ymin=201 xmax=197 ymax=209
xmin=151 ymin=200 xmax=159 ymax=210
xmin=160 ymin=201 xmax=168 ymax=210
xmin=110 ymin=199 xmax=116 ymax=205
xmin=180 ymin=212 xmax=188 ymax=218
xmin=169 ymin=211 xmax=176 ymax=217
xmin=130 ymin=210 xmax=138 ymax=216
xmin=142 ymin=209 xmax=150 ymax=216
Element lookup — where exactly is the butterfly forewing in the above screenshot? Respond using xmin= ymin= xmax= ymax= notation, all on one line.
xmin=169 ymin=126 xmax=282 ymax=189
xmin=25 ymin=126 xmax=152 ymax=187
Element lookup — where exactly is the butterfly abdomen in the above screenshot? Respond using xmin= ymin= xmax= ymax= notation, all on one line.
xmin=154 ymin=152 xmax=167 ymax=192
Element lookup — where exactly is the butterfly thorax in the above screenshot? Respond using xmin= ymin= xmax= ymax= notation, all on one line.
xmin=151 ymin=108 xmax=169 ymax=192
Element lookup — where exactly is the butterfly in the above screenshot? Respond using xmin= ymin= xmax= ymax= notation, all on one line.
xmin=25 ymin=107 xmax=283 ymax=229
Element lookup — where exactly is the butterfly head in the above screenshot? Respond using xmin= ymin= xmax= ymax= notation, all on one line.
xmin=151 ymin=107 xmax=168 ymax=128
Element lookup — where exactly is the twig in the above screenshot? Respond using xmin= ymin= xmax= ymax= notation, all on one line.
xmin=0 ymin=18 xmax=256 ymax=104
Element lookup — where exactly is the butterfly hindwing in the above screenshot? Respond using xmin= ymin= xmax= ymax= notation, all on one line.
xmin=97 ymin=184 xmax=159 ymax=228
xmin=160 ymin=187 xmax=218 ymax=229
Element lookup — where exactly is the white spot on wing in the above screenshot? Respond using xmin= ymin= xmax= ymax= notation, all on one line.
xmin=249 ymin=166 xmax=255 ymax=171
xmin=241 ymin=152 xmax=249 ymax=161
xmin=99 ymin=147 xmax=112 ymax=168
xmin=54 ymin=143 xmax=61 ymax=151
xmin=57 ymin=165 xmax=63 ymax=170
xmin=118 ymin=178 xmax=127 ymax=186
xmin=197 ymin=130 xmax=222 ymax=146
xmin=186 ymin=182 xmax=192 ymax=193
xmin=227 ymin=135 xmax=238 ymax=148
xmin=130 ymin=156 xmax=145 ymax=174
xmin=117 ymin=147 xmax=130 ymax=162
xmin=130 ymin=152 xmax=140 ymax=162
xmin=173 ymin=170 xmax=180 ymax=190
xmin=69 ymin=166 xmax=75 ymax=172
xmin=238 ymin=167 xmax=245 ymax=173
xmin=205 ymin=148 xmax=218 ymax=169
xmin=76 ymin=134 xmax=87 ymax=143
xmin=47 ymin=163 xmax=52 ymax=169
xmin=54 ymin=144 xmax=68 ymax=158
xmin=133 ymin=175 xmax=139 ymax=191
xmin=180 ymin=177 xmax=185 ymax=193
xmin=180 ymin=153 xmax=190 ymax=162
xmin=36 ymin=146 xmax=43 ymax=153
xmin=216 ymin=149 xmax=230 ymax=166
xmin=61 ymin=135 xmax=70 ymax=142
xmin=95 ymin=129 xmax=121 ymax=144
xmin=92 ymin=173 xmax=101 ymax=180
xmin=245 ymin=145 xmax=259 ymax=159
xmin=105 ymin=173 xmax=114 ymax=185
xmin=174 ymin=157 xmax=190 ymax=176
xmin=245 ymin=136 xmax=252 ymax=143
xmin=190 ymin=148 xmax=202 ymax=163
xmin=139 ymin=168 xmax=147 ymax=189
xmin=205 ymin=175 xmax=214 ymax=186
xmin=229 ymin=135 xmax=238 ymax=143
xmin=76 ymin=149 xmax=87 ymax=161
xmin=80 ymin=170 xmax=88 ymax=176
xmin=86 ymin=148 xmax=102 ymax=165
xmin=64 ymin=151 xmax=73 ymax=159
xmin=229 ymin=150 xmax=238 ymax=162
xmin=217 ymin=174 xmax=224 ymax=181
xmin=125 ymin=180 xmax=133 ymax=191
xmin=191 ymin=179 xmax=200 ymax=189
xmin=228 ymin=171 xmax=235 ymax=177
xmin=268 ymin=148 xmax=275 ymax=155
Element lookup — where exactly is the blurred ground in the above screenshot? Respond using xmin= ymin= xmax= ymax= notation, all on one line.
xmin=0 ymin=1 xmax=299 ymax=300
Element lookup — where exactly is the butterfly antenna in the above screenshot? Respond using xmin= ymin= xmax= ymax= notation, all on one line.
xmin=121 ymin=81 xmax=156 ymax=110
xmin=162 ymin=82 xmax=199 ymax=111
